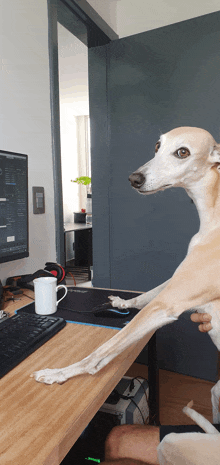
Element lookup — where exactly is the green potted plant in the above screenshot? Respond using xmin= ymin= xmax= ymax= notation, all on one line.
xmin=71 ymin=176 xmax=91 ymax=187
xmin=71 ymin=176 xmax=91 ymax=223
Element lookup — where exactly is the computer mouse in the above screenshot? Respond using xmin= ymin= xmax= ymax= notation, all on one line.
xmin=93 ymin=303 xmax=130 ymax=318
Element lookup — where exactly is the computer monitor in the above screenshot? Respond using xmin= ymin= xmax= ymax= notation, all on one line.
xmin=0 ymin=150 xmax=29 ymax=264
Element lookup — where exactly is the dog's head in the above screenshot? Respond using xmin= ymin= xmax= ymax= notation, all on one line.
xmin=129 ymin=127 xmax=220 ymax=194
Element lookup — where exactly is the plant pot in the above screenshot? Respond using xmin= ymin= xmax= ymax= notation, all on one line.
xmin=74 ymin=212 xmax=86 ymax=223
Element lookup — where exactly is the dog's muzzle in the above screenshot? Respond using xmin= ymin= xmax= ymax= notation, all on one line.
xmin=129 ymin=172 xmax=145 ymax=189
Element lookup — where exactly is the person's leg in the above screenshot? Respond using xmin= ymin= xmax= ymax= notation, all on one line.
xmin=104 ymin=424 xmax=160 ymax=464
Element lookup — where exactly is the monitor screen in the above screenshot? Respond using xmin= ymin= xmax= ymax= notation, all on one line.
xmin=0 ymin=150 xmax=29 ymax=263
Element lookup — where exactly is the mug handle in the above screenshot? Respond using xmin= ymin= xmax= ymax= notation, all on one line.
xmin=56 ymin=285 xmax=68 ymax=306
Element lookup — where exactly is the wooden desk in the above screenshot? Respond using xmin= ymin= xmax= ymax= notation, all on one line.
xmin=1 ymin=291 xmax=154 ymax=465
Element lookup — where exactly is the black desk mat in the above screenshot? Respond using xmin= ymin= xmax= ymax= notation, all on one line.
xmin=16 ymin=287 xmax=142 ymax=330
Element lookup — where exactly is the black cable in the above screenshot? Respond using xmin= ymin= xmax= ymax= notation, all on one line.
xmin=129 ymin=379 xmax=135 ymax=391
xmin=59 ymin=305 xmax=99 ymax=314
xmin=114 ymin=391 xmax=145 ymax=425
xmin=119 ymin=393 xmax=145 ymax=424
xmin=58 ymin=302 xmax=122 ymax=315
xmin=131 ymin=377 xmax=149 ymax=404
xmin=22 ymin=293 xmax=35 ymax=301
xmin=129 ymin=377 xmax=149 ymax=424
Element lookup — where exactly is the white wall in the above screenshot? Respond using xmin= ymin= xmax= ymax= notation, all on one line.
xmin=87 ymin=0 xmax=220 ymax=38
xmin=116 ymin=0 xmax=220 ymax=37
xmin=85 ymin=0 xmax=118 ymax=34
xmin=0 ymin=0 xmax=56 ymax=283
xmin=58 ymin=23 xmax=89 ymax=116
xmin=59 ymin=105 xmax=78 ymax=223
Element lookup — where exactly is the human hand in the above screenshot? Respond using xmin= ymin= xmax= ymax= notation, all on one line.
xmin=190 ymin=312 xmax=212 ymax=332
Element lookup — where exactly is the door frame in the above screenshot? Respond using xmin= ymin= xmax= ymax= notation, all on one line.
xmin=47 ymin=0 xmax=116 ymax=264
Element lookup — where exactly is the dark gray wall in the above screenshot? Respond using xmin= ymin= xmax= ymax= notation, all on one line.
xmin=89 ymin=11 xmax=220 ymax=380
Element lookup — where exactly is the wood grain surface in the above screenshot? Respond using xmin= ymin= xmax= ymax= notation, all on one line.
xmin=1 ymin=291 xmax=153 ymax=465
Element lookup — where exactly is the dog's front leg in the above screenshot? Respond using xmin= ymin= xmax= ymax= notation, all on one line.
xmin=109 ymin=279 xmax=171 ymax=309
xmin=32 ymin=301 xmax=178 ymax=385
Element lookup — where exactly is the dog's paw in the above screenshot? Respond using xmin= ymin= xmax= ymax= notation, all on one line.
xmin=108 ymin=295 xmax=129 ymax=309
xmin=31 ymin=368 xmax=68 ymax=385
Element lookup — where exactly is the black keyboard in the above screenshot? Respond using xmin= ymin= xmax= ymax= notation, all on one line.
xmin=0 ymin=312 xmax=66 ymax=378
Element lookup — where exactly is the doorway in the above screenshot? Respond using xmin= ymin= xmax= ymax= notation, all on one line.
xmin=47 ymin=0 xmax=111 ymax=266
xmin=58 ymin=23 xmax=90 ymax=255
xmin=58 ymin=23 xmax=93 ymax=284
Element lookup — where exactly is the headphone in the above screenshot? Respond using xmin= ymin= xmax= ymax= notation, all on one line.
xmin=44 ymin=262 xmax=65 ymax=283
xmin=6 ymin=262 xmax=66 ymax=290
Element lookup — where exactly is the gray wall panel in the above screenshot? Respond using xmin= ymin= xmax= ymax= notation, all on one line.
xmin=88 ymin=46 xmax=111 ymax=287
xmin=89 ymin=11 xmax=220 ymax=380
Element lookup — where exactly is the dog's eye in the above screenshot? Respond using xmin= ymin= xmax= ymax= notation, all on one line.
xmin=174 ymin=147 xmax=190 ymax=159
xmin=155 ymin=141 xmax=161 ymax=153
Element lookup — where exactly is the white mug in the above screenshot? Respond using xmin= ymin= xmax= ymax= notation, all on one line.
xmin=33 ymin=277 xmax=68 ymax=315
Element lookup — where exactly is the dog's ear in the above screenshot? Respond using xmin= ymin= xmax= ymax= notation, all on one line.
xmin=208 ymin=144 xmax=220 ymax=168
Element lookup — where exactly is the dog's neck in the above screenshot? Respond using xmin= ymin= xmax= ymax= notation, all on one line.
xmin=185 ymin=167 xmax=220 ymax=235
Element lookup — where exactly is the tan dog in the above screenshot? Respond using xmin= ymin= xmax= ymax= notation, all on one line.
xmin=33 ymin=126 xmax=220 ymax=385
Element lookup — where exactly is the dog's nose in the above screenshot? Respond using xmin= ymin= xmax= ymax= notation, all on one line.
xmin=129 ymin=172 xmax=145 ymax=188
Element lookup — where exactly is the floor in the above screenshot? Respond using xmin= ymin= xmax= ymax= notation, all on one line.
xmin=65 ymin=261 xmax=92 ymax=287
xmin=126 ymin=363 xmax=215 ymax=425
